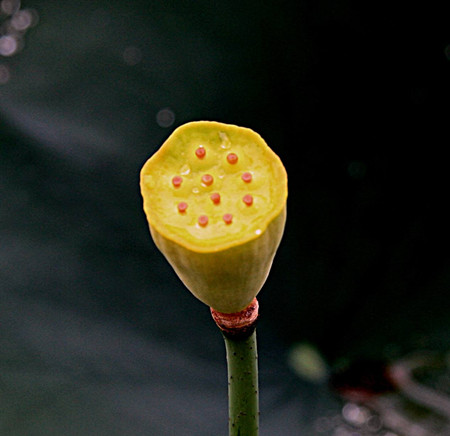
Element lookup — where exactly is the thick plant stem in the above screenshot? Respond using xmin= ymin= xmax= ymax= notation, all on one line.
xmin=224 ymin=329 xmax=259 ymax=436
xmin=211 ymin=298 xmax=259 ymax=436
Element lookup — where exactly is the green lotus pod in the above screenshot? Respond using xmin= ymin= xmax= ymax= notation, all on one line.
xmin=140 ymin=121 xmax=287 ymax=313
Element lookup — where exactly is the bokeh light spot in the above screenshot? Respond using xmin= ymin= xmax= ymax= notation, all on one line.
xmin=0 ymin=35 xmax=18 ymax=56
xmin=156 ymin=108 xmax=175 ymax=128
xmin=347 ymin=161 xmax=367 ymax=179
xmin=123 ymin=46 xmax=142 ymax=66
xmin=0 ymin=64 xmax=10 ymax=84
xmin=1 ymin=0 xmax=20 ymax=15
xmin=10 ymin=9 xmax=34 ymax=31
xmin=445 ymin=45 xmax=450 ymax=60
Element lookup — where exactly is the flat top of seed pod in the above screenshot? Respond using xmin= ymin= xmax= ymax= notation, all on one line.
xmin=140 ymin=121 xmax=287 ymax=253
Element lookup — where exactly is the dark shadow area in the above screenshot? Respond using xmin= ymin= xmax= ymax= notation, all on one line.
xmin=1 ymin=0 xmax=449 ymax=434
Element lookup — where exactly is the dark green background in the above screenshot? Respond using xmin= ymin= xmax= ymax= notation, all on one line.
xmin=1 ymin=1 xmax=449 ymax=434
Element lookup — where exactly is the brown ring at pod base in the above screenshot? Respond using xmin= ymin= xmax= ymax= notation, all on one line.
xmin=211 ymin=298 xmax=259 ymax=339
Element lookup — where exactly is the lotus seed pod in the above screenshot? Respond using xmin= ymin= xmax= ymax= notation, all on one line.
xmin=140 ymin=121 xmax=287 ymax=313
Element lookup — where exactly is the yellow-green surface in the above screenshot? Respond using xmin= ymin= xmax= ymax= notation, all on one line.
xmin=140 ymin=121 xmax=287 ymax=312
xmin=141 ymin=121 xmax=286 ymax=252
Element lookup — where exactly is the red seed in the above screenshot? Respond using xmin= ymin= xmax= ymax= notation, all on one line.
xmin=201 ymin=174 xmax=214 ymax=186
xmin=243 ymin=194 xmax=253 ymax=206
xmin=198 ymin=215 xmax=209 ymax=226
xmin=195 ymin=147 xmax=206 ymax=159
xmin=227 ymin=153 xmax=238 ymax=164
xmin=210 ymin=192 xmax=221 ymax=204
xmin=177 ymin=202 xmax=188 ymax=213
xmin=241 ymin=172 xmax=252 ymax=183
xmin=172 ymin=175 xmax=183 ymax=187
xmin=223 ymin=213 xmax=233 ymax=224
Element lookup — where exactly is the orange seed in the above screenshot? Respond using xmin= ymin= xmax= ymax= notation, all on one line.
xmin=172 ymin=175 xmax=183 ymax=187
xmin=243 ymin=194 xmax=253 ymax=206
xmin=223 ymin=213 xmax=233 ymax=224
xmin=201 ymin=174 xmax=214 ymax=186
xmin=195 ymin=147 xmax=206 ymax=159
xmin=227 ymin=153 xmax=238 ymax=164
xmin=198 ymin=215 xmax=209 ymax=226
xmin=210 ymin=192 xmax=221 ymax=204
xmin=177 ymin=202 xmax=188 ymax=213
xmin=241 ymin=172 xmax=252 ymax=183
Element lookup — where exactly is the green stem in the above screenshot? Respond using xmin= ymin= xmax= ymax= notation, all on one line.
xmin=223 ymin=329 xmax=259 ymax=436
